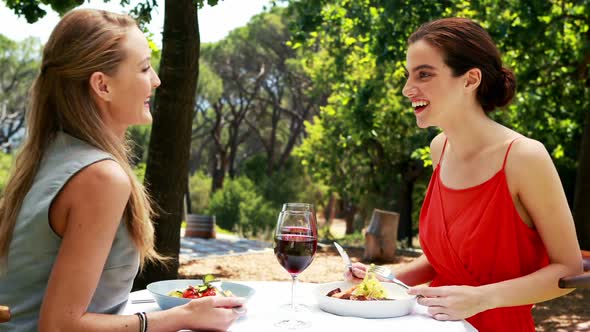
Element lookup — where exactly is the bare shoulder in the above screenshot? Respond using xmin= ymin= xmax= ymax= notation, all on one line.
xmin=50 ymin=159 xmax=131 ymax=236
xmin=62 ymin=159 xmax=131 ymax=204
xmin=430 ymin=132 xmax=447 ymax=168
xmin=505 ymin=137 xmax=555 ymax=182
xmin=507 ymin=137 xmax=552 ymax=167
xmin=76 ymin=159 xmax=131 ymax=192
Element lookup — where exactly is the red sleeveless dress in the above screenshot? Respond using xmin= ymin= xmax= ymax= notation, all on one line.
xmin=419 ymin=138 xmax=549 ymax=332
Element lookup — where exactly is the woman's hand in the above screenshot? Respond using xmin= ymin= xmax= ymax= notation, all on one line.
xmin=344 ymin=263 xmax=396 ymax=283
xmin=344 ymin=262 xmax=368 ymax=282
xmin=409 ymin=285 xmax=490 ymax=321
xmin=182 ymin=296 xmax=246 ymax=331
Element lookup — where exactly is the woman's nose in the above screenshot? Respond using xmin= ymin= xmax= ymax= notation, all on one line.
xmin=152 ymin=69 xmax=161 ymax=89
xmin=402 ymin=80 xmax=415 ymax=97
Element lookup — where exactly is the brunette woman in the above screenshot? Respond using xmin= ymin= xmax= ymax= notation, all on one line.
xmin=347 ymin=17 xmax=582 ymax=332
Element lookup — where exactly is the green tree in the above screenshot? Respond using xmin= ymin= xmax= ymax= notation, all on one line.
xmin=0 ymin=35 xmax=41 ymax=149
xmin=200 ymin=35 xmax=266 ymax=192
xmin=188 ymin=170 xmax=212 ymax=214
xmin=243 ymin=8 xmax=321 ymax=177
xmin=291 ymin=0 xmax=446 ymax=238
xmin=288 ymin=0 xmax=590 ymax=248
xmin=195 ymin=8 xmax=319 ymax=195
xmin=208 ymin=176 xmax=276 ymax=237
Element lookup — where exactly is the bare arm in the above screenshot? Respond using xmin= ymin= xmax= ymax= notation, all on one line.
xmin=480 ymin=139 xmax=582 ymax=307
xmin=396 ymin=254 xmax=436 ymax=286
xmin=38 ymin=160 xmax=242 ymax=331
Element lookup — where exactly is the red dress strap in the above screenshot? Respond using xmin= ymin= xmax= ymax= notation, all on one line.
xmin=501 ymin=137 xmax=523 ymax=169
xmin=439 ymin=138 xmax=449 ymax=165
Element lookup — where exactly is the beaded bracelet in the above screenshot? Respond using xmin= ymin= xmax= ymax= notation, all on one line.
xmin=135 ymin=312 xmax=147 ymax=332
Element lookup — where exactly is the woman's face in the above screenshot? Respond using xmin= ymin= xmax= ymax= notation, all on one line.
xmin=402 ymin=39 xmax=466 ymax=128
xmin=101 ymin=26 xmax=160 ymax=134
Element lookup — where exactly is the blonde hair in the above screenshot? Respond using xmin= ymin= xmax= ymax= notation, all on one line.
xmin=0 ymin=8 xmax=164 ymax=267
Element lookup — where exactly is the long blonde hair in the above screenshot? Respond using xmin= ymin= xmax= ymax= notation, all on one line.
xmin=0 ymin=9 xmax=164 ymax=267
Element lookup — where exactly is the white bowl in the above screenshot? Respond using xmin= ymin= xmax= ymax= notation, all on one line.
xmin=147 ymin=279 xmax=255 ymax=310
xmin=315 ymin=281 xmax=416 ymax=318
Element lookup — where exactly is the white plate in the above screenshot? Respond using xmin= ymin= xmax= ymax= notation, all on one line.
xmin=315 ymin=281 xmax=416 ymax=318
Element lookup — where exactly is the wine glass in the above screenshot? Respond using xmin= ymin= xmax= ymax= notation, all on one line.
xmin=274 ymin=203 xmax=318 ymax=329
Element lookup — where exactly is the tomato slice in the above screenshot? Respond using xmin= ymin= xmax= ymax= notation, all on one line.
xmin=182 ymin=287 xmax=196 ymax=298
xmin=201 ymin=288 xmax=216 ymax=297
xmin=181 ymin=284 xmax=218 ymax=299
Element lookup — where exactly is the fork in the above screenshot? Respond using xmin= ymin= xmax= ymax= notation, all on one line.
xmin=131 ymin=299 xmax=155 ymax=304
xmin=368 ymin=264 xmax=412 ymax=290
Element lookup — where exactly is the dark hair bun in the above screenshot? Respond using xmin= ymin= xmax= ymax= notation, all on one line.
xmin=480 ymin=67 xmax=516 ymax=112
xmin=496 ymin=67 xmax=516 ymax=109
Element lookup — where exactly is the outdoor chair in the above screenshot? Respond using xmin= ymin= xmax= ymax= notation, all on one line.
xmin=0 ymin=305 xmax=10 ymax=323
xmin=558 ymin=250 xmax=590 ymax=289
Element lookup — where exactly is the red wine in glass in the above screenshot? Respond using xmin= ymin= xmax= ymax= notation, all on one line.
xmin=274 ymin=204 xmax=318 ymax=329
xmin=275 ymin=230 xmax=317 ymax=275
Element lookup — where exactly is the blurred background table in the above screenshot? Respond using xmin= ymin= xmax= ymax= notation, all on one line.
xmin=122 ymin=281 xmax=477 ymax=332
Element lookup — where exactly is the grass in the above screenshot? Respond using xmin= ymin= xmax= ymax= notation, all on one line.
xmin=318 ymin=224 xmax=365 ymax=247
xmin=180 ymin=220 xmax=234 ymax=236
xmin=215 ymin=225 xmax=234 ymax=235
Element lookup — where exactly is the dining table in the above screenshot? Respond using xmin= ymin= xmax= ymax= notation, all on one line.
xmin=122 ymin=281 xmax=478 ymax=332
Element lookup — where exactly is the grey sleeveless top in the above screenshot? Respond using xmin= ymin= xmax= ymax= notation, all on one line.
xmin=0 ymin=132 xmax=140 ymax=332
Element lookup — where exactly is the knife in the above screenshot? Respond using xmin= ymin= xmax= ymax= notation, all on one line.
xmin=333 ymin=242 xmax=353 ymax=273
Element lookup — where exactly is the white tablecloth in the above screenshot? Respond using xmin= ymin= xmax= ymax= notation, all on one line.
xmin=122 ymin=281 xmax=478 ymax=332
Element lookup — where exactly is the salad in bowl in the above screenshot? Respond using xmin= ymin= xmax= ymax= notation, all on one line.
xmin=147 ymin=275 xmax=255 ymax=310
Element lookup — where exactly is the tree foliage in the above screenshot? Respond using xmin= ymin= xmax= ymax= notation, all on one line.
xmin=0 ymin=35 xmax=40 ymax=149
xmin=194 ymin=8 xmax=321 ymax=193
xmin=2 ymin=0 xmax=220 ymax=24
xmin=287 ymin=0 xmax=590 ymax=246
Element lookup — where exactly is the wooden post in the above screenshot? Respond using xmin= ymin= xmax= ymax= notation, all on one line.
xmin=363 ymin=209 xmax=399 ymax=262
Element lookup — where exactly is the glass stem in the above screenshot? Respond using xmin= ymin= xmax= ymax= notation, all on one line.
xmin=291 ymin=274 xmax=298 ymax=311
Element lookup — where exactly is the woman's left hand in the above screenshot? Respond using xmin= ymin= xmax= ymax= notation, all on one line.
xmin=408 ymin=285 xmax=489 ymax=321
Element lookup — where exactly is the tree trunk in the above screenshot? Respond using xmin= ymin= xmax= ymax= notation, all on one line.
xmin=133 ymin=0 xmax=199 ymax=290
xmin=228 ymin=124 xmax=239 ymax=178
xmin=574 ymin=107 xmax=590 ymax=250
xmin=211 ymin=152 xmax=226 ymax=193
xmin=344 ymin=202 xmax=357 ymax=235
xmin=363 ymin=209 xmax=399 ymax=262
xmin=396 ymin=159 xmax=424 ymax=248
xmin=397 ymin=178 xmax=414 ymax=247
xmin=186 ymin=177 xmax=192 ymax=215
xmin=324 ymin=192 xmax=336 ymax=226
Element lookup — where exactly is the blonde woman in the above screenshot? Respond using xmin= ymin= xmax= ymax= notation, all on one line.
xmin=0 ymin=9 xmax=244 ymax=332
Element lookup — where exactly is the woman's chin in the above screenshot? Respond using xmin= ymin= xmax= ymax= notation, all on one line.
xmin=135 ymin=114 xmax=153 ymax=126
xmin=415 ymin=117 xmax=430 ymax=129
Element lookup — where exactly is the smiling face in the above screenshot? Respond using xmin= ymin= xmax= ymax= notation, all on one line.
xmin=402 ymin=39 xmax=467 ymax=128
xmin=93 ymin=26 xmax=160 ymax=136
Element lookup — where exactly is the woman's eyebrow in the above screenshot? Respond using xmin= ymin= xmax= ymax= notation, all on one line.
xmin=137 ymin=56 xmax=151 ymax=66
xmin=409 ymin=64 xmax=436 ymax=72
